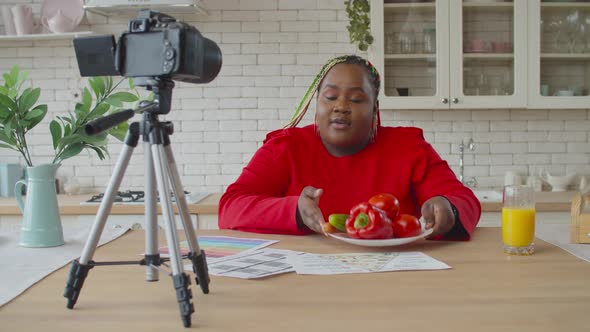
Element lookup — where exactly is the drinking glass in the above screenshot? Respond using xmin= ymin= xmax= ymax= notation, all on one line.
xmin=502 ymin=185 xmax=535 ymax=255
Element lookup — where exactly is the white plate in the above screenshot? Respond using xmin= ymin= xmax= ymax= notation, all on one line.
xmin=41 ymin=0 xmax=84 ymax=27
xmin=327 ymin=222 xmax=433 ymax=247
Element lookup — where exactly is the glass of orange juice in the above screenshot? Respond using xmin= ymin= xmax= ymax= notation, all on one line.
xmin=502 ymin=185 xmax=535 ymax=255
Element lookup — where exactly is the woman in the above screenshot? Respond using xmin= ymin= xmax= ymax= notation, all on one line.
xmin=218 ymin=55 xmax=480 ymax=240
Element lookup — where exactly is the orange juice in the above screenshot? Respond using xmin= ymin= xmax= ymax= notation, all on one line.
xmin=502 ymin=207 xmax=535 ymax=247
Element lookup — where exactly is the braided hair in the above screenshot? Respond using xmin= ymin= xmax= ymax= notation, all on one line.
xmin=284 ymin=55 xmax=381 ymax=129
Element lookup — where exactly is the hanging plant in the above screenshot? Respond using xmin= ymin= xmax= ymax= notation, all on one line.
xmin=345 ymin=0 xmax=374 ymax=51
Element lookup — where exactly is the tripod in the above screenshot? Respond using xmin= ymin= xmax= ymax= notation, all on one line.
xmin=63 ymin=79 xmax=209 ymax=328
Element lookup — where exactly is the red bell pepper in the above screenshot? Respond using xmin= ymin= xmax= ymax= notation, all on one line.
xmin=345 ymin=202 xmax=393 ymax=239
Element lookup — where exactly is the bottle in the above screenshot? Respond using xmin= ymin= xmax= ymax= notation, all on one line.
xmin=423 ymin=27 xmax=436 ymax=53
xmin=385 ymin=32 xmax=396 ymax=54
xmin=399 ymin=22 xmax=415 ymax=54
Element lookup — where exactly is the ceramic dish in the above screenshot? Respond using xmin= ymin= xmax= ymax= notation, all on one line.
xmin=41 ymin=0 xmax=84 ymax=27
xmin=327 ymin=221 xmax=433 ymax=247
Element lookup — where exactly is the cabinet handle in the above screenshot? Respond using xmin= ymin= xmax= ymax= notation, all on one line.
xmin=452 ymin=98 xmax=459 ymax=104
xmin=441 ymin=98 xmax=449 ymax=104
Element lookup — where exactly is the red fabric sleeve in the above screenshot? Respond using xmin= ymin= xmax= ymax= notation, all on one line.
xmin=411 ymin=135 xmax=481 ymax=240
xmin=218 ymin=130 xmax=309 ymax=235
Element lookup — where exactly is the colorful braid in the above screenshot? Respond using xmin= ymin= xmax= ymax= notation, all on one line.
xmin=285 ymin=55 xmax=381 ymax=128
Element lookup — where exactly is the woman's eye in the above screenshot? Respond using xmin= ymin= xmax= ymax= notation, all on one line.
xmin=324 ymin=95 xmax=337 ymax=101
xmin=350 ymin=97 xmax=365 ymax=103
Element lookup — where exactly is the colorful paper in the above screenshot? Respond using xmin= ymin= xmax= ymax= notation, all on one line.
xmin=159 ymin=236 xmax=278 ymax=262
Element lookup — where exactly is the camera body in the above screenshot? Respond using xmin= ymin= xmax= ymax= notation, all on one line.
xmin=74 ymin=10 xmax=222 ymax=84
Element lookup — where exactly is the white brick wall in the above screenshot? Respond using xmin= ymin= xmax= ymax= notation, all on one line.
xmin=1 ymin=0 xmax=590 ymax=194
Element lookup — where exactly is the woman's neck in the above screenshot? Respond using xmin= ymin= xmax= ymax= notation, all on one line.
xmin=321 ymin=137 xmax=371 ymax=157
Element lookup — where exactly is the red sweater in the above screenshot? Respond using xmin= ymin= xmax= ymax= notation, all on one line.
xmin=218 ymin=125 xmax=481 ymax=239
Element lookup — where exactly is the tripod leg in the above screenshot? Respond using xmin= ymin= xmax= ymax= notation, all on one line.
xmin=164 ymin=145 xmax=210 ymax=294
xmin=151 ymin=144 xmax=194 ymax=327
xmin=64 ymin=130 xmax=139 ymax=309
xmin=144 ymin=142 xmax=159 ymax=281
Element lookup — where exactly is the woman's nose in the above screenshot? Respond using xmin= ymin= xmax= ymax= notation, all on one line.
xmin=333 ymin=98 xmax=351 ymax=113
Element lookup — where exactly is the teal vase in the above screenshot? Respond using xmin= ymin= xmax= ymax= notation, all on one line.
xmin=15 ymin=163 xmax=64 ymax=247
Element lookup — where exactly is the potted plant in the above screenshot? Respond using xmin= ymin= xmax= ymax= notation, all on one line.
xmin=345 ymin=0 xmax=373 ymax=51
xmin=0 ymin=65 xmax=140 ymax=247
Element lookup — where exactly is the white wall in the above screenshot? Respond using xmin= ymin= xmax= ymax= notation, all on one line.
xmin=1 ymin=0 xmax=589 ymax=194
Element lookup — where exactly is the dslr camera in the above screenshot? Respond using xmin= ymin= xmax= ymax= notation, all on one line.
xmin=74 ymin=9 xmax=222 ymax=84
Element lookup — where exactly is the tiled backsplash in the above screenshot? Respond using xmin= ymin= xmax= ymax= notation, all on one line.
xmin=0 ymin=0 xmax=589 ymax=193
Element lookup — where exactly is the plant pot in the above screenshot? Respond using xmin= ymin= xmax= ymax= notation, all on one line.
xmin=14 ymin=163 xmax=64 ymax=247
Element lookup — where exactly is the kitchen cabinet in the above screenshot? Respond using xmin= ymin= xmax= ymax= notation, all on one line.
xmin=369 ymin=0 xmax=527 ymax=109
xmin=528 ymin=0 xmax=590 ymax=109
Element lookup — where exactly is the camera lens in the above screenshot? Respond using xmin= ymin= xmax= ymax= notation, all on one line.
xmin=199 ymin=37 xmax=222 ymax=84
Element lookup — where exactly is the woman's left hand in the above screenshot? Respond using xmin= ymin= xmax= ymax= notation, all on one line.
xmin=421 ymin=196 xmax=455 ymax=238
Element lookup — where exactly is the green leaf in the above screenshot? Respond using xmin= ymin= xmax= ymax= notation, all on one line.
xmin=59 ymin=133 xmax=83 ymax=147
xmin=105 ymin=92 xmax=138 ymax=105
xmin=80 ymin=132 xmax=108 ymax=145
xmin=50 ymin=120 xmax=62 ymax=150
xmin=87 ymin=103 xmax=110 ymax=120
xmin=88 ymin=145 xmax=106 ymax=160
xmin=0 ymin=86 xmax=8 ymax=95
xmin=0 ymin=142 xmax=17 ymax=150
xmin=0 ymin=105 xmax=9 ymax=119
xmin=81 ymin=88 xmax=92 ymax=114
xmin=64 ymin=124 xmax=71 ymax=136
xmin=4 ymin=120 xmax=13 ymax=138
xmin=104 ymin=96 xmax=122 ymax=107
xmin=0 ymin=93 xmax=17 ymax=111
xmin=74 ymin=103 xmax=86 ymax=119
xmin=88 ymin=77 xmax=105 ymax=99
xmin=128 ymin=78 xmax=135 ymax=89
xmin=24 ymin=106 xmax=43 ymax=120
xmin=5 ymin=66 xmax=18 ymax=88
xmin=0 ymin=131 xmax=16 ymax=145
xmin=108 ymin=122 xmax=128 ymax=141
xmin=59 ymin=142 xmax=84 ymax=161
xmin=25 ymin=104 xmax=47 ymax=131
xmin=105 ymin=77 xmax=114 ymax=92
xmin=19 ymin=87 xmax=40 ymax=112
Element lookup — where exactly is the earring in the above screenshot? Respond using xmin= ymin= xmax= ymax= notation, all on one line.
xmin=314 ymin=114 xmax=320 ymax=138
xmin=369 ymin=109 xmax=378 ymax=143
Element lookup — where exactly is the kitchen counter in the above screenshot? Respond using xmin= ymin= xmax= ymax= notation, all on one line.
xmin=0 ymin=193 xmax=221 ymax=216
xmin=0 ymin=191 xmax=577 ymax=217
xmin=479 ymin=191 xmax=577 ymax=212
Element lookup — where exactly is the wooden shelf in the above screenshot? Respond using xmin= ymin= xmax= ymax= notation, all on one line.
xmin=384 ymin=2 xmax=435 ymax=12
xmin=541 ymin=2 xmax=590 ymax=8
xmin=463 ymin=2 xmax=514 ymax=10
xmin=464 ymin=53 xmax=514 ymax=60
xmin=541 ymin=53 xmax=590 ymax=60
xmin=385 ymin=53 xmax=436 ymax=60
xmin=0 ymin=31 xmax=93 ymax=41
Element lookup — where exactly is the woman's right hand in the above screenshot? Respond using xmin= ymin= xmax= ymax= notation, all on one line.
xmin=297 ymin=186 xmax=326 ymax=234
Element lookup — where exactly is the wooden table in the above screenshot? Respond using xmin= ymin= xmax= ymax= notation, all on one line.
xmin=1 ymin=228 xmax=589 ymax=331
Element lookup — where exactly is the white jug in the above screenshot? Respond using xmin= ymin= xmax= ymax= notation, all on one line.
xmin=1 ymin=5 xmax=16 ymax=35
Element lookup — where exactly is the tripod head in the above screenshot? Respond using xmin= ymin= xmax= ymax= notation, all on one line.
xmin=85 ymin=77 xmax=174 ymax=136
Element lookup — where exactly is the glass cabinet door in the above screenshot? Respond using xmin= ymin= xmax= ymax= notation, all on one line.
xmin=449 ymin=0 xmax=527 ymax=108
xmin=371 ymin=0 xmax=450 ymax=109
xmin=382 ymin=1 xmax=437 ymax=98
xmin=529 ymin=0 xmax=590 ymax=108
